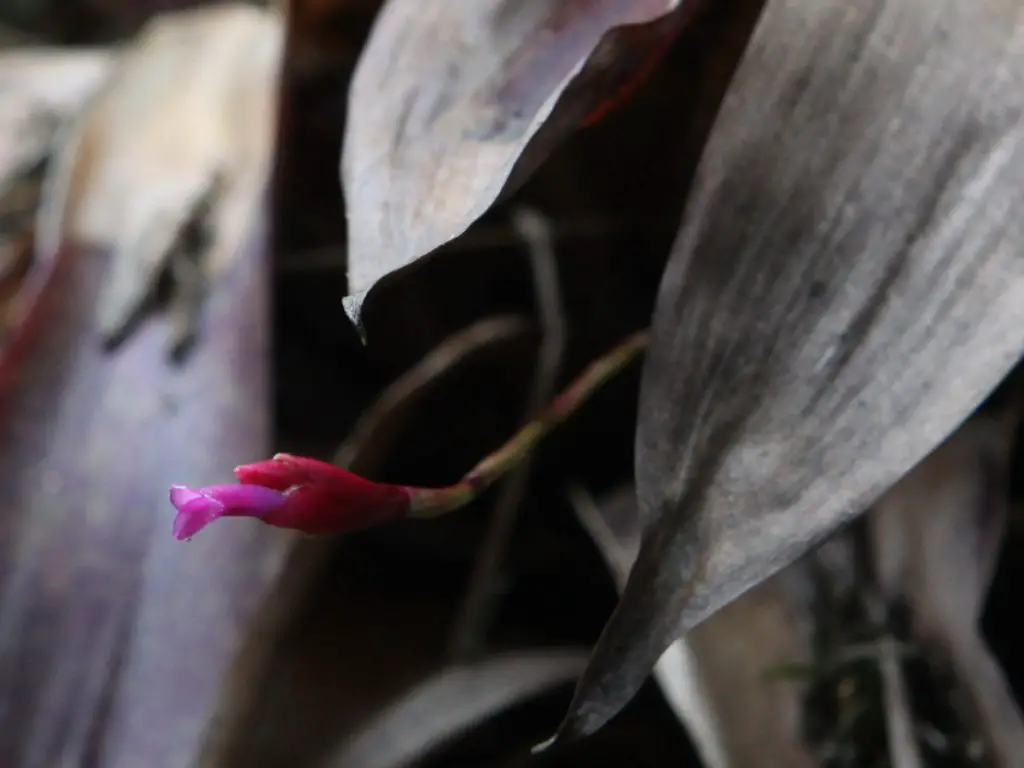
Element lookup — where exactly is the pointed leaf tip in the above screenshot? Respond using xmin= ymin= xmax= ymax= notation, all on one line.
xmin=530 ymin=733 xmax=559 ymax=755
xmin=342 ymin=0 xmax=687 ymax=299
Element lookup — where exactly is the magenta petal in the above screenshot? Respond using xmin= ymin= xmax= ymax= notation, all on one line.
xmin=170 ymin=484 xmax=288 ymax=540
xmin=172 ymin=495 xmax=226 ymax=541
xmin=169 ymin=485 xmax=203 ymax=510
xmin=202 ymin=483 xmax=288 ymax=515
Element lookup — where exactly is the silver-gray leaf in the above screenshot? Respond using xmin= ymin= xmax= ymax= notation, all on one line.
xmin=546 ymin=0 xmax=1024 ymax=746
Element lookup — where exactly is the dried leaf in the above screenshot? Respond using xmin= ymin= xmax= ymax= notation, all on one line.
xmin=0 ymin=221 xmax=286 ymax=764
xmin=547 ymin=0 xmax=1024 ymax=746
xmin=35 ymin=3 xmax=282 ymax=350
xmin=867 ymin=386 xmax=1024 ymax=766
xmin=328 ymin=650 xmax=588 ymax=768
xmin=0 ymin=48 xmax=113 ymax=188
xmin=342 ymin=0 xmax=692 ymax=301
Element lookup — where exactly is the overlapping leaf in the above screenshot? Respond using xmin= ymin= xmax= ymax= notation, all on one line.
xmin=546 ymin=0 xmax=1024 ymax=747
xmin=342 ymin=0 xmax=690 ymax=304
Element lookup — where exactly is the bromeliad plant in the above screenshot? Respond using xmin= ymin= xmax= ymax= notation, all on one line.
xmin=172 ymin=0 xmax=1024 ymax=758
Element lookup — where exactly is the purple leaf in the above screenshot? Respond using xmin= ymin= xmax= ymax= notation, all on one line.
xmin=0 ymin=222 xmax=286 ymax=766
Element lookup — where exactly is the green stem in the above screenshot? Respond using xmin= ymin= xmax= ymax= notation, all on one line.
xmin=408 ymin=330 xmax=650 ymax=518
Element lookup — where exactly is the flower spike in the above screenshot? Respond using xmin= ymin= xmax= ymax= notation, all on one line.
xmin=170 ymin=331 xmax=649 ymax=539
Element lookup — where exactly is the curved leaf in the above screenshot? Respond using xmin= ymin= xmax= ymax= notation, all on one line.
xmin=0 ymin=236 xmax=284 ymax=765
xmin=547 ymin=0 xmax=1024 ymax=747
xmin=342 ymin=0 xmax=690 ymax=301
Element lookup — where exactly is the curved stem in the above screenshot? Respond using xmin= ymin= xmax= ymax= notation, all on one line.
xmin=407 ymin=329 xmax=650 ymax=518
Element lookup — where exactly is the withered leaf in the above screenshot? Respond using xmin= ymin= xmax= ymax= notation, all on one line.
xmin=547 ymin=0 xmax=1024 ymax=747
xmin=342 ymin=0 xmax=690 ymax=303
xmin=35 ymin=3 xmax=282 ymax=350
xmin=0 ymin=48 xmax=113 ymax=190
xmin=0 ymin=50 xmax=113 ymax=343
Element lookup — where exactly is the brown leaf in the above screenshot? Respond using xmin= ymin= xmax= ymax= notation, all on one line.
xmin=867 ymin=383 xmax=1024 ymax=766
xmin=35 ymin=3 xmax=282 ymax=351
xmin=547 ymin=0 xmax=1024 ymax=747
xmin=341 ymin=0 xmax=693 ymax=302
xmin=0 ymin=219 xmax=287 ymax=764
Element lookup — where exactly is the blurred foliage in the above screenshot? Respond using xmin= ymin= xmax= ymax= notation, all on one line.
xmin=0 ymin=0 xmax=228 ymax=43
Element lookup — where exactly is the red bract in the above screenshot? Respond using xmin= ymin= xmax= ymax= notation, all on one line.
xmin=169 ymin=453 xmax=413 ymax=540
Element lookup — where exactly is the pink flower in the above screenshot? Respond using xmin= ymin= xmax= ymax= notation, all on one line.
xmin=169 ymin=453 xmax=413 ymax=540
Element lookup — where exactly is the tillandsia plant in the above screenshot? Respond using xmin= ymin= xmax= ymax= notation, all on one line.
xmin=165 ymin=0 xmax=1024 ymax=758
xmin=11 ymin=4 xmax=1016 ymax=765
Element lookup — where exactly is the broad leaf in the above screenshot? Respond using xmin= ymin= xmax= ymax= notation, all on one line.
xmin=0 ymin=232 xmax=283 ymax=765
xmin=548 ymin=0 xmax=1024 ymax=746
xmin=342 ymin=0 xmax=691 ymax=303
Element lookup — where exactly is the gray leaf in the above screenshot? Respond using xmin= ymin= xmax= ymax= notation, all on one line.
xmin=546 ymin=0 xmax=1024 ymax=747
xmin=341 ymin=0 xmax=684 ymax=300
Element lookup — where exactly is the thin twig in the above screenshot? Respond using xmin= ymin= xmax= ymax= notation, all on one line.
xmin=878 ymin=634 xmax=925 ymax=768
xmin=447 ymin=208 xmax=567 ymax=660
xmin=406 ymin=330 xmax=649 ymax=517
